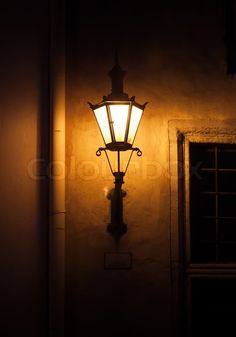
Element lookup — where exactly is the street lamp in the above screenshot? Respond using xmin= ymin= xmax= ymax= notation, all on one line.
xmin=88 ymin=54 xmax=147 ymax=239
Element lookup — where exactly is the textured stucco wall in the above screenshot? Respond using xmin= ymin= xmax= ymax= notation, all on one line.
xmin=0 ymin=2 xmax=49 ymax=336
xmin=65 ymin=1 xmax=236 ymax=336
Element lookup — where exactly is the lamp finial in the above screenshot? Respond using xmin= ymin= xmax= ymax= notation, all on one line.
xmin=107 ymin=51 xmax=129 ymax=100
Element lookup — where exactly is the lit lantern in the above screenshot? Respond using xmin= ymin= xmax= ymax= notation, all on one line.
xmin=88 ymin=53 xmax=147 ymax=239
xmin=88 ymin=53 xmax=147 ymax=152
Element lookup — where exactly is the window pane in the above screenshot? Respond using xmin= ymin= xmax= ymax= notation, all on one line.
xmin=191 ymin=171 xmax=215 ymax=192
xmin=190 ymin=143 xmax=215 ymax=168
xmin=191 ymin=243 xmax=216 ymax=262
xmin=219 ymin=243 xmax=236 ymax=261
xmin=218 ymin=171 xmax=236 ymax=192
xmin=191 ymin=194 xmax=216 ymax=217
xmin=219 ymin=218 xmax=236 ymax=242
xmin=192 ymin=218 xmax=216 ymax=242
xmin=190 ymin=143 xmax=236 ymax=262
xmin=191 ymin=218 xmax=216 ymax=262
xmin=218 ymin=145 xmax=236 ymax=169
xmin=192 ymin=279 xmax=236 ymax=337
xmin=218 ymin=195 xmax=236 ymax=217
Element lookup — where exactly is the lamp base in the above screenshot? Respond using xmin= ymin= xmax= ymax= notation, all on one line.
xmin=107 ymin=223 xmax=127 ymax=237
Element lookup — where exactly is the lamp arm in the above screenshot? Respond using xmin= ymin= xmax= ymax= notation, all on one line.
xmin=96 ymin=145 xmax=142 ymax=241
xmin=96 ymin=147 xmax=114 ymax=175
xmin=96 ymin=146 xmax=142 ymax=176
xmin=124 ymin=147 xmax=142 ymax=175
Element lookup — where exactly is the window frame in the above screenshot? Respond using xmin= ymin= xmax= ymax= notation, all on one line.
xmin=184 ymin=135 xmax=236 ymax=270
xmin=188 ymin=142 xmax=236 ymax=264
xmin=168 ymin=120 xmax=236 ymax=337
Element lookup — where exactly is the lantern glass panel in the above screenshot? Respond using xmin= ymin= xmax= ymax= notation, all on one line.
xmin=127 ymin=105 xmax=143 ymax=144
xmin=94 ymin=105 xmax=112 ymax=144
xmin=109 ymin=104 xmax=129 ymax=142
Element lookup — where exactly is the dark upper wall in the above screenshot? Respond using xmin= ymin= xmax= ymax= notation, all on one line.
xmin=0 ymin=2 xmax=49 ymax=336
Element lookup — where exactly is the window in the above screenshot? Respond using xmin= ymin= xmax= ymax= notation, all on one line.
xmin=169 ymin=121 xmax=236 ymax=337
xmin=188 ymin=142 xmax=236 ymax=337
xmin=190 ymin=143 xmax=236 ymax=262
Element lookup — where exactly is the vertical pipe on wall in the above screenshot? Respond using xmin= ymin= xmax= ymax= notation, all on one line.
xmin=49 ymin=0 xmax=65 ymax=336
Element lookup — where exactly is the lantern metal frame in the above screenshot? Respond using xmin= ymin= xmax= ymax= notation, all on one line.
xmin=88 ymin=54 xmax=147 ymax=241
xmin=88 ymin=99 xmax=147 ymax=152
